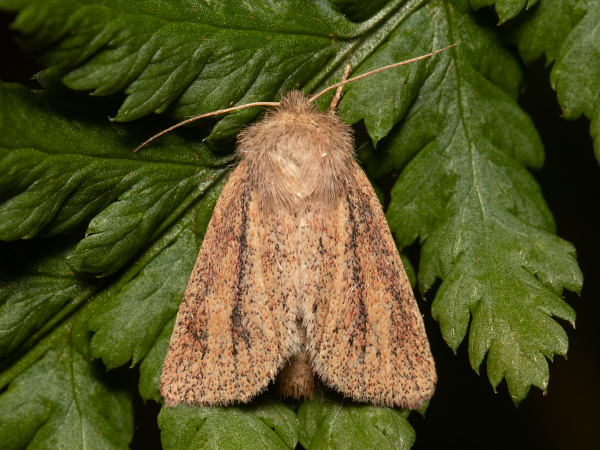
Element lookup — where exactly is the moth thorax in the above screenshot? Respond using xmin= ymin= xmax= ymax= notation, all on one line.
xmin=267 ymin=125 xmax=351 ymax=213
xmin=236 ymin=91 xmax=355 ymax=215
xmin=238 ymin=111 xmax=354 ymax=214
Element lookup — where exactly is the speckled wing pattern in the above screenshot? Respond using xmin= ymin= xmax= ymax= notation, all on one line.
xmin=300 ymin=162 xmax=436 ymax=409
xmin=160 ymin=164 xmax=299 ymax=406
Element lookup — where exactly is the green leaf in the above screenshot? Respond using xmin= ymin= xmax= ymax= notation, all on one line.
xmin=65 ymin=166 xmax=219 ymax=277
xmin=0 ymin=314 xmax=133 ymax=450
xmin=331 ymin=0 xmax=390 ymax=22
xmin=87 ymin=219 xmax=198 ymax=370
xmin=381 ymin=0 xmax=581 ymax=404
xmin=0 ymin=235 xmax=134 ymax=449
xmin=0 ymin=0 xmax=357 ymax=138
xmin=338 ymin=6 xmax=434 ymax=145
xmin=298 ymin=391 xmax=415 ymax=450
xmin=0 ymin=239 xmax=95 ymax=359
xmin=510 ymin=1 xmax=600 ymax=159
xmin=508 ymin=0 xmax=587 ymax=64
xmin=159 ymin=401 xmax=299 ymax=450
xmin=551 ymin=2 xmax=600 ymax=155
xmin=0 ymin=0 xmax=445 ymax=143
xmin=0 ymin=75 xmax=226 ymax=447
xmin=470 ymin=0 xmax=538 ymax=23
xmin=87 ymin=175 xmax=223 ymax=370
xmin=138 ymin=316 xmax=176 ymax=403
xmin=0 ymin=78 xmax=228 ymax=276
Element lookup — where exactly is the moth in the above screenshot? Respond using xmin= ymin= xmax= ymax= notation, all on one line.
xmin=154 ymin=47 xmax=453 ymax=409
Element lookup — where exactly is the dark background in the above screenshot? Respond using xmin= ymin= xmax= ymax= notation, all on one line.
xmin=1 ymin=9 xmax=598 ymax=450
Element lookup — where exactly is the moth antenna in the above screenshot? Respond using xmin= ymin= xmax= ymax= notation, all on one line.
xmin=133 ymin=101 xmax=279 ymax=152
xmin=328 ymin=63 xmax=352 ymax=111
xmin=134 ymin=44 xmax=456 ymax=153
xmin=309 ymin=44 xmax=457 ymax=104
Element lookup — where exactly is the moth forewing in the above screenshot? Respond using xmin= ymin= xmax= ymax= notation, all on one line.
xmin=159 ymin=165 xmax=300 ymax=406
xmin=301 ymin=165 xmax=436 ymax=408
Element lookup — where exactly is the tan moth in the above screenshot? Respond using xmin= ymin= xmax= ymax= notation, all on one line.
xmin=147 ymin=46 xmax=455 ymax=409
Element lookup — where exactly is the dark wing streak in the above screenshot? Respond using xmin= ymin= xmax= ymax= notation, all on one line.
xmin=345 ymin=192 xmax=368 ymax=361
xmin=230 ymin=183 xmax=252 ymax=359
